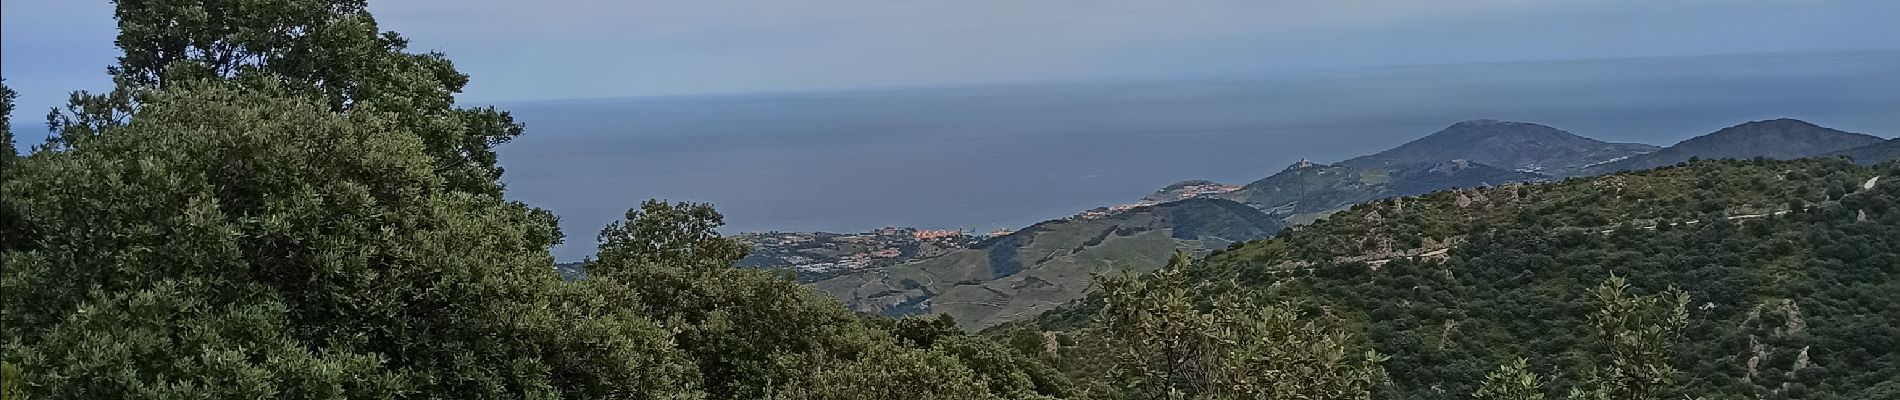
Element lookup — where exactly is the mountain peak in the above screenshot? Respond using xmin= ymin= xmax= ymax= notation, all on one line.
xmin=1689 ymin=118 xmax=1875 ymax=145
xmin=1707 ymin=118 xmax=1824 ymax=137
xmin=1451 ymin=119 xmax=1506 ymax=127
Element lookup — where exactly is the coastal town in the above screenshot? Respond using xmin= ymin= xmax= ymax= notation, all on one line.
xmin=734 ymin=226 xmax=1000 ymax=281
xmin=735 ymin=180 xmax=1240 ymax=280
xmin=1072 ymin=180 xmax=1241 ymax=220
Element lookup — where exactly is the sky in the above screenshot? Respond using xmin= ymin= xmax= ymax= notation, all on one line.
xmin=5 ymin=0 xmax=1900 ymax=118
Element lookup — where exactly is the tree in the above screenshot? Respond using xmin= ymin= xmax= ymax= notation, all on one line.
xmin=592 ymin=200 xmax=750 ymax=274
xmin=580 ymin=200 xmax=1029 ymax=399
xmin=0 ymin=78 xmax=25 ymax=254
xmin=1095 ymin=251 xmax=1385 ymax=399
xmin=1567 ymin=277 xmax=1691 ymax=400
xmin=1 ymin=78 xmax=15 ymax=163
xmin=1097 ymin=251 xmax=1222 ymax=398
xmin=1 ymin=82 xmax=696 ymax=399
xmin=894 ymin=314 xmax=965 ymax=349
xmin=1476 ymin=358 xmax=1545 ymax=400
xmin=54 ymin=0 xmax=522 ymax=196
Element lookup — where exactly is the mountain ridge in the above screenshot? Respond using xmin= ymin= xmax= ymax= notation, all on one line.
xmin=1578 ymin=118 xmax=1884 ymax=175
xmin=1340 ymin=119 xmax=1658 ymax=176
xmin=807 ymin=118 xmax=1888 ymax=330
xmin=1828 ymin=138 xmax=1900 ymax=165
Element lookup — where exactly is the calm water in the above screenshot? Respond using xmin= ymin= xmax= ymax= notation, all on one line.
xmin=496 ymin=51 xmax=1900 ymax=261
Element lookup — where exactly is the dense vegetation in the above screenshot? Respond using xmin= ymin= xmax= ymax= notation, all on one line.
xmin=1034 ymin=157 xmax=1900 ymax=399
xmin=1578 ymin=119 xmax=1885 ymax=176
xmin=0 ymin=1 xmax=1066 ymax=398
xmin=4 ymin=1 xmax=1895 ymax=399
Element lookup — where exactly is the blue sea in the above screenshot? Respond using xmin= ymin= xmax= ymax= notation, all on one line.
xmin=494 ymin=50 xmax=1900 ymax=261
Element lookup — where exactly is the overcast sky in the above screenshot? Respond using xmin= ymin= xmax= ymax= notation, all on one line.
xmin=5 ymin=0 xmax=1898 ymax=118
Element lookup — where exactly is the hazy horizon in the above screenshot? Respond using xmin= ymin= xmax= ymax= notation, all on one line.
xmin=491 ymin=50 xmax=1898 ymax=261
xmin=8 ymin=0 xmax=1899 ymax=118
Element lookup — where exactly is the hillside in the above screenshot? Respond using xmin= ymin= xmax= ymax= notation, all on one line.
xmin=812 ymin=198 xmax=1279 ymax=329
xmin=1579 ymin=118 xmax=1884 ymax=175
xmin=1032 ymin=158 xmax=1900 ymax=399
xmin=813 ymin=123 xmax=1580 ymax=329
xmin=1340 ymin=119 xmax=1658 ymax=176
xmin=814 ymin=159 xmax=1536 ymax=329
xmin=1828 ymin=138 xmax=1900 ymax=165
xmin=1219 ymin=159 xmax=1543 ymax=224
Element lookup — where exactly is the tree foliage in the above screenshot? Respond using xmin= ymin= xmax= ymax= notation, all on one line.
xmin=1039 ymin=158 xmax=1899 ymax=399
xmin=55 ymin=0 xmax=522 ymax=196
xmin=1476 ymin=358 xmax=1545 ymax=400
xmin=0 ymin=2 xmax=1070 ymax=399
xmin=1090 ymin=251 xmax=1387 ymax=399
xmin=2 ymin=78 xmax=15 ymax=162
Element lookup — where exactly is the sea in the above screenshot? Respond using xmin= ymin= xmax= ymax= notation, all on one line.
xmin=493 ymin=50 xmax=1900 ymax=261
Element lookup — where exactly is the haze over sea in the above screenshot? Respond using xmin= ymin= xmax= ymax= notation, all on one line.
xmin=497 ymin=51 xmax=1900 ymax=261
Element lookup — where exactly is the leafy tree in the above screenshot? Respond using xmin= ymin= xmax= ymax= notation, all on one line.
xmin=593 ymin=200 xmax=750 ymax=272
xmin=56 ymin=0 xmax=522 ymax=196
xmin=1479 ymin=278 xmax=1691 ymax=400
xmin=581 ymin=200 xmax=1041 ymax=399
xmin=2 ymin=78 xmax=15 ymax=162
xmin=1094 ymin=251 xmax=1385 ymax=399
xmin=895 ymin=314 xmax=965 ymax=348
xmin=2 ymin=82 xmax=696 ymax=399
xmin=930 ymin=335 xmax=1073 ymax=399
xmin=1476 ymin=358 xmax=1545 ymax=400
xmin=0 ymin=78 xmax=24 ymax=254
xmin=1565 ymin=277 xmax=1690 ymax=400
xmin=0 ymin=362 xmax=20 ymax=400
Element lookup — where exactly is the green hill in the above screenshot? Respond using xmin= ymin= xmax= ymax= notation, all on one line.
xmin=1340 ymin=119 xmax=1657 ymax=176
xmin=1828 ymin=138 xmax=1900 ymax=165
xmin=1033 ymin=158 xmax=1900 ymax=399
xmin=1219 ymin=159 xmax=1543 ymax=224
xmin=1579 ymin=119 xmax=1884 ymax=176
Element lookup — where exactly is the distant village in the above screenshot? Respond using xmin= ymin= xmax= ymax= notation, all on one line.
xmin=736 ymin=180 xmax=1238 ymax=281
xmin=1072 ymin=180 xmax=1241 ymax=220
xmin=734 ymin=226 xmax=1007 ymax=281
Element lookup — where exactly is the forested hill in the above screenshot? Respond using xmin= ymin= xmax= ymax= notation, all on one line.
xmin=1339 ymin=119 xmax=1657 ymax=176
xmin=1828 ymin=138 xmax=1900 ymax=165
xmin=1029 ymin=157 xmax=1900 ymax=399
xmin=1579 ymin=118 xmax=1885 ymax=176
